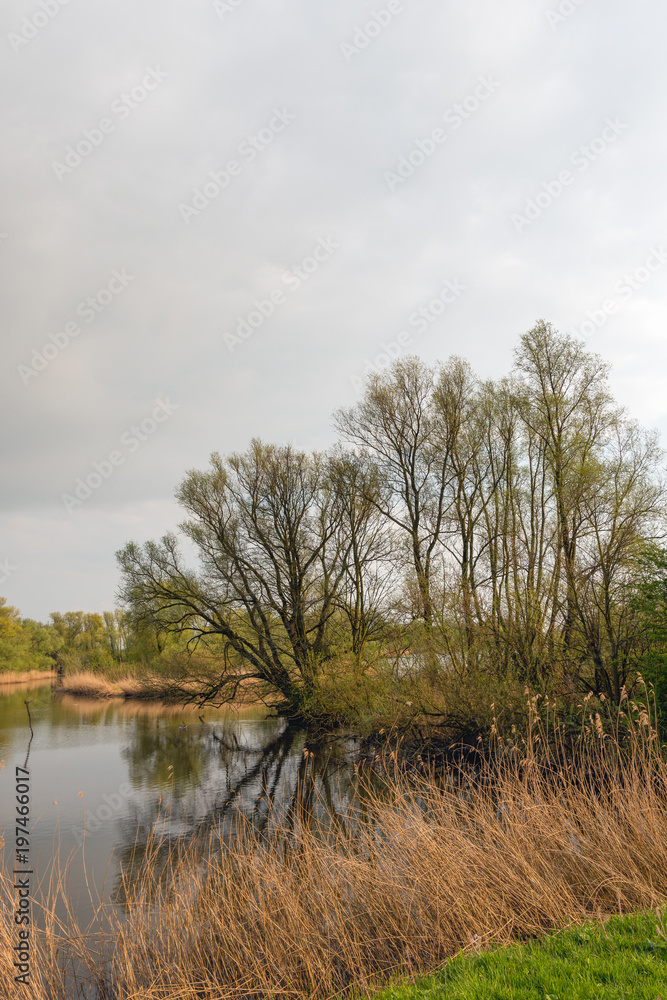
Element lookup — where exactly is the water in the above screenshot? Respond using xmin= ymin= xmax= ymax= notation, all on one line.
xmin=0 ymin=680 xmax=358 ymax=932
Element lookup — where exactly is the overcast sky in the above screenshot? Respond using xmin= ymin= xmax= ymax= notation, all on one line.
xmin=1 ymin=0 xmax=666 ymax=622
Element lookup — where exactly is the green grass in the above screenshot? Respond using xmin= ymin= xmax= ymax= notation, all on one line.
xmin=369 ymin=912 xmax=667 ymax=1000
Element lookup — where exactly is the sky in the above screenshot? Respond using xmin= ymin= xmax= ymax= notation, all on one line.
xmin=1 ymin=0 xmax=666 ymax=622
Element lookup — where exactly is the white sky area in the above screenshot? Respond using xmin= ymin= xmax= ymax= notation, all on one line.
xmin=1 ymin=0 xmax=666 ymax=621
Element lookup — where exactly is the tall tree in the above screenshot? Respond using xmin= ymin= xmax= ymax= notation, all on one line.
xmin=334 ymin=357 xmax=451 ymax=629
xmin=117 ymin=441 xmax=347 ymax=714
xmin=570 ymin=420 xmax=665 ymax=700
xmin=513 ymin=322 xmax=619 ymax=654
xmin=326 ymin=449 xmax=395 ymax=666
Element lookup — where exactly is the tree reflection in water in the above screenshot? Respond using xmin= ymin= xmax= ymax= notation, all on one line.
xmin=111 ymin=720 xmax=368 ymax=909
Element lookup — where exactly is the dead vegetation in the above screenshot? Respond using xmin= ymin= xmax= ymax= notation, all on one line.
xmin=2 ymin=693 xmax=667 ymax=999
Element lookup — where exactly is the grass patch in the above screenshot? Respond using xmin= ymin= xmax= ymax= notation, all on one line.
xmin=371 ymin=910 xmax=667 ymax=1000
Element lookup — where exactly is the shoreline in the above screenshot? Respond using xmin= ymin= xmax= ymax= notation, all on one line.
xmin=52 ymin=669 xmax=270 ymax=707
xmin=0 ymin=669 xmax=58 ymax=686
xmin=2 ymin=723 xmax=665 ymax=999
xmin=0 ymin=669 xmax=275 ymax=712
xmin=0 ymin=667 xmax=266 ymax=704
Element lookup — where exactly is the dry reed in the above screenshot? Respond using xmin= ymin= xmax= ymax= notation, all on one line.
xmin=54 ymin=691 xmax=268 ymax=721
xmin=54 ymin=670 xmax=262 ymax=703
xmin=2 ymin=693 xmax=667 ymax=999
xmin=57 ymin=670 xmax=124 ymax=698
xmin=0 ymin=670 xmax=57 ymax=686
xmin=56 ymin=671 xmax=181 ymax=699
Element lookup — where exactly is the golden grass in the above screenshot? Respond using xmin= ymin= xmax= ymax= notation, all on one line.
xmin=0 ymin=669 xmax=57 ymax=686
xmin=55 ymin=670 xmax=268 ymax=705
xmin=2 ymin=697 xmax=667 ymax=998
xmin=54 ymin=691 xmax=270 ymax=721
xmin=56 ymin=670 xmax=126 ymax=698
xmin=56 ymin=670 xmax=192 ymax=699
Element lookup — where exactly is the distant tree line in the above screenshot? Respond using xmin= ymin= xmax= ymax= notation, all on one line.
xmin=0 ymin=602 xmax=189 ymax=675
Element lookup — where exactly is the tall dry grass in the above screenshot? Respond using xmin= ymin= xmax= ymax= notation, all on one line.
xmin=0 ymin=669 xmax=57 ymax=686
xmin=54 ymin=690 xmax=269 ymax=721
xmin=2 ymin=690 xmax=667 ymax=999
xmin=55 ymin=669 xmax=263 ymax=703
xmin=56 ymin=670 xmax=191 ymax=699
xmin=56 ymin=669 xmax=125 ymax=697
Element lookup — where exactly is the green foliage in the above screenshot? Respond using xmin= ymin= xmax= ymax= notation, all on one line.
xmin=635 ymin=653 xmax=667 ymax=738
xmin=300 ymin=656 xmax=409 ymax=730
xmin=370 ymin=911 xmax=667 ymax=1000
xmin=6 ymin=325 xmax=667 ymax=729
xmin=0 ymin=597 xmax=62 ymax=672
xmin=630 ymin=544 xmax=667 ymax=733
xmin=0 ymin=598 xmax=195 ymax=678
xmin=110 ymin=324 xmax=667 ymax=719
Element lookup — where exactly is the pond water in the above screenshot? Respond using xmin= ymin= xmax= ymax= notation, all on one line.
xmin=0 ymin=681 xmax=358 ymax=932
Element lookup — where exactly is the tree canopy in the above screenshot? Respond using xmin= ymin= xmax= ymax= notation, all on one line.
xmin=114 ymin=323 xmax=667 ymax=716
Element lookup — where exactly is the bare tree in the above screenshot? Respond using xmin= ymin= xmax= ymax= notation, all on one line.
xmin=571 ymin=420 xmax=666 ymax=700
xmin=326 ymin=449 xmax=396 ymax=667
xmin=116 ymin=324 xmax=667 ymax=714
xmin=117 ymin=441 xmax=347 ymax=715
xmin=334 ymin=357 xmax=452 ymax=630
xmin=513 ymin=322 xmax=620 ymax=654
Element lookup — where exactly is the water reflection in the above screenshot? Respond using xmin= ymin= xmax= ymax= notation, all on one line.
xmin=0 ymin=683 xmax=364 ymax=922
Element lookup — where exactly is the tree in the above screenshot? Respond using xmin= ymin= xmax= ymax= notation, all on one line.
xmin=50 ymin=611 xmax=86 ymax=649
xmin=117 ymin=441 xmax=348 ymax=715
xmin=326 ymin=449 xmax=395 ymax=666
xmin=431 ymin=358 xmax=497 ymax=664
xmin=513 ymin=321 xmax=619 ymax=655
xmin=0 ymin=597 xmax=22 ymax=642
xmin=114 ymin=324 xmax=667 ymax=716
xmin=511 ymin=322 xmax=666 ymax=699
xmin=569 ymin=420 xmax=666 ymax=700
xmin=632 ymin=546 xmax=667 ymax=731
xmin=103 ymin=610 xmax=128 ymax=662
xmin=490 ymin=376 xmax=561 ymax=684
xmin=0 ymin=599 xmax=62 ymax=672
xmin=334 ymin=357 xmax=450 ymax=629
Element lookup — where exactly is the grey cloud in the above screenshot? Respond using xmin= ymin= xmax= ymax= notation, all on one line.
xmin=1 ymin=0 xmax=666 ymax=619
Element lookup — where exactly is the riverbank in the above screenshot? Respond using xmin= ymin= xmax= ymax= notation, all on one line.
xmin=52 ymin=669 xmax=269 ymax=705
xmin=0 ymin=663 xmax=278 ymax=712
xmin=0 ymin=668 xmax=57 ymax=685
xmin=54 ymin=668 xmax=187 ymax=699
xmin=2 ymin=709 xmax=666 ymax=999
